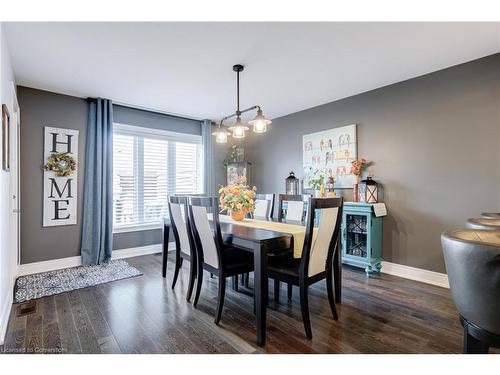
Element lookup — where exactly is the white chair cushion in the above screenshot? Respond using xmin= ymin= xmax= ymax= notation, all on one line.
xmin=191 ymin=205 xmax=219 ymax=269
xmin=170 ymin=203 xmax=190 ymax=256
xmin=254 ymin=199 xmax=270 ymax=219
xmin=308 ymin=207 xmax=339 ymax=277
xmin=285 ymin=201 xmax=304 ymax=221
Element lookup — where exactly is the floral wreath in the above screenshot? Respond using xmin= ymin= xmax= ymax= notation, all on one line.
xmin=43 ymin=152 xmax=77 ymax=176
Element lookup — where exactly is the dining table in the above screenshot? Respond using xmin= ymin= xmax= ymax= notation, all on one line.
xmin=162 ymin=215 xmax=342 ymax=347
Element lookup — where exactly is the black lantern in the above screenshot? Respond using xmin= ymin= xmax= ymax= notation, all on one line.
xmin=359 ymin=177 xmax=378 ymax=203
xmin=285 ymin=171 xmax=300 ymax=195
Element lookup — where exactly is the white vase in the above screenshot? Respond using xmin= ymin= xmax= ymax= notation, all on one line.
xmin=314 ymin=190 xmax=322 ymax=198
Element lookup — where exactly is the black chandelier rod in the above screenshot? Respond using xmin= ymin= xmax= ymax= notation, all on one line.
xmin=220 ymin=105 xmax=261 ymax=126
xmin=217 ymin=64 xmax=262 ymax=128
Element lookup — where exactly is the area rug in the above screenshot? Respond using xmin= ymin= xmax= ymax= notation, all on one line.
xmin=14 ymin=259 xmax=142 ymax=303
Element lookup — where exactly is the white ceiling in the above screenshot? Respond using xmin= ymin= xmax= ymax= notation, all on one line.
xmin=5 ymin=22 xmax=500 ymax=121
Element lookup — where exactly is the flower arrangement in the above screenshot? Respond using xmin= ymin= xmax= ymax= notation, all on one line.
xmin=219 ymin=176 xmax=257 ymax=221
xmin=350 ymin=158 xmax=368 ymax=176
xmin=43 ymin=152 xmax=77 ymax=176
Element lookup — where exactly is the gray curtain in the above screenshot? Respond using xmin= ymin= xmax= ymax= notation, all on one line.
xmin=81 ymin=98 xmax=114 ymax=265
xmin=202 ymin=119 xmax=215 ymax=196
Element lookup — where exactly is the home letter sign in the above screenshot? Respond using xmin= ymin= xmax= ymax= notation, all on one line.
xmin=43 ymin=126 xmax=79 ymax=226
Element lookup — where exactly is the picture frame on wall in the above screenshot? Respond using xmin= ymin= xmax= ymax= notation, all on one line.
xmin=302 ymin=124 xmax=357 ymax=189
xmin=2 ymin=104 xmax=10 ymax=171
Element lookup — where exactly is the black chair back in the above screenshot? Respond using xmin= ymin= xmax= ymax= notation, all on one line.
xmin=299 ymin=197 xmax=343 ymax=281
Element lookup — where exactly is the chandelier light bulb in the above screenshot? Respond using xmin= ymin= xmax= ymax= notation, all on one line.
xmin=228 ymin=116 xmax=249 ymax=139
xmin=215 ymin=131 xmax=228 ymax=143
xmin=249 ymin=109 xmax=272 ymax=134
xmin=212 ymin=125 xmax=230 ymax=144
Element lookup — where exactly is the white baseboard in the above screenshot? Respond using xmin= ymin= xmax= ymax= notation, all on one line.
xmin=17 ymin=243 xmax=174 ymax=277
xmin=381 ymin=261 xmax=449 ymax=289
xmin=0 ymin=291 xmax=13 ymax=346
xmin=16 ymin=243 xmax=448 ymax=289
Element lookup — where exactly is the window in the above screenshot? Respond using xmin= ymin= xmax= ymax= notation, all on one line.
xmin=113 ymin=123 xmax=203 ymax=231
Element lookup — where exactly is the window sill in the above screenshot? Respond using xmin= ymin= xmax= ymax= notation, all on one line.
xmin=113 ymin=223 xmax=163 ymax=234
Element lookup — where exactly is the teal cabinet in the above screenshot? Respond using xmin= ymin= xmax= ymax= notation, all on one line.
xmin=341 ymin=202 xmax=383 ymax=274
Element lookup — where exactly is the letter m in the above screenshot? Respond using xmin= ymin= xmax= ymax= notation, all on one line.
xmin=48 ymin=178 xmax=73 ymax=198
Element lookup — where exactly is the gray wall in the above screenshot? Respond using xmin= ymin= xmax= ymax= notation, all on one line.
xmin=19 ymin=86 xmax=201 ymax=264
xmin=245 ymin=54 xmax=500 ymax=273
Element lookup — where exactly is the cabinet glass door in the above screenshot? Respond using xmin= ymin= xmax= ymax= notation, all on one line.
xmin=345 ymin=214 xmax=368 ymax=259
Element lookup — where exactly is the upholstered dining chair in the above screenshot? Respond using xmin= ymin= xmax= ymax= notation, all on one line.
xmin=481 ymin=212 xmax=500 ymax=219
xmin=278 ymin=194 xmax=311 ymax=222
xmin=466 ymin=218 xmax=500 ymax=231
xmin=253 ymin=193 xmax=275 ymax=220
xmin=441 ymin=229 xmax=500 ymax=353
xmin=268 ymin=197 xmax=343 ymax=339
xmin=188 ymin=196 xmax=254 ymax=324
xmin=168 ymin=195 xmax=197 ymax=302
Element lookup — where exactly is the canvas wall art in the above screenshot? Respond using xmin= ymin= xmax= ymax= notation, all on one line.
xmin=43 ymin=126 xmax=79 ymax=227
xmin=302 ymin=124 xmax=357 ymax=189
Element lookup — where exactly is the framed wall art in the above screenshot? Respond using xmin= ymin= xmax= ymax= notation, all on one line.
xmin=43 ymin=126 xmax=79 ymax=227
xmin=302 ymin=124 xmax=357 ymax=189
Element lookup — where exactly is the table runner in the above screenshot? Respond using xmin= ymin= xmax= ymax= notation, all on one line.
xmin=218 ymin=215 xmax=316 ymax=258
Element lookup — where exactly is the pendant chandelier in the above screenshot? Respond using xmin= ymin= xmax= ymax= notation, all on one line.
xmin=212 ymin=64 xmax=272 ymax=143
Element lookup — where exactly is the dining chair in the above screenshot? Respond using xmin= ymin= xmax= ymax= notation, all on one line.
xmin=268 ymin=197 xmax=343 ymax=339
xmin=278 ymin=194 xmax=311 ymax=222
xmin=168 ymin=195 xmax=197 ymax=302
xmin=240 ymin=193 xmax=275 ymax=288
xmin=188 ymin=196 xmax=255 ymax=324
xmin=253 ymin=193 xmax=275 ymax=220
xmin=441 ymin=229 xmax=500 ymax=353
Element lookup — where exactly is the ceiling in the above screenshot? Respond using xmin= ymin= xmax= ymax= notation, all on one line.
xmin=5 ymin=22 xmax=500 ymax=121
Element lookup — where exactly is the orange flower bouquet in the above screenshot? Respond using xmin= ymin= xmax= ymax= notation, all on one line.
xmin=219 ymin=176 xmax=257 ymax=221
xmin=350 ymin=158 xmax=368 ymax=177
xmin=350 ymin=158 xmax=370 ymax=202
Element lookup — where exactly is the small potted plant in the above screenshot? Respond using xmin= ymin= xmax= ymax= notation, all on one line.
xmin=308 ymin=169 xmax=325 ymax=198
xmin=219 ymin=176 xmax=257 ymax=221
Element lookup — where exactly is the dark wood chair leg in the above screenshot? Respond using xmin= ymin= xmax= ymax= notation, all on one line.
xmin=244 ymin=273 xmax=250 ymax=288
xmin=186 ymin=255 xmax=197 ymax=302
xmin=299 ymin=284 xmax=312 ymax=339
xmin=193 ymin=262 xmax=204 ymax=308
xmin=326 ymin=269 xmax=338 ymax=320
xmin=210 ymin=273 xmax=214 ymax=278
xmin=162 ymin=227 xmax=169 ymax=278
xmin=463 ymin=323 xmax=489 ymax=354
xmin=274 ymin=279 xmax=280 ymax=302
xmin=287 ymin=283 xmax=293 ymax=301
xmin=333 ymin=248 xmax=342 ymax=303
xmin=215 ymin=276 xmax=227 ymax=325
xmin=171 ymin=252 xmax=181 ymax=289
xmin=232 ymin=276 xmax=239 ymax=292
xmin=179 ymin=257 xmax=184 ymax=268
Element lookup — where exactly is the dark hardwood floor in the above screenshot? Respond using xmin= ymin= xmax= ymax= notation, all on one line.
xmin=0 ymin=253 xmax=482 ymax=354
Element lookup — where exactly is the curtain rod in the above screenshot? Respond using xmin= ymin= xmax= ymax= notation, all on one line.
xmin=112 ymin=100 xmax=205 ymax=122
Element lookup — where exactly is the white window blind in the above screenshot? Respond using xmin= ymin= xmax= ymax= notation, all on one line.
xmin=113 ymin=123 xmax=203 ymax=230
